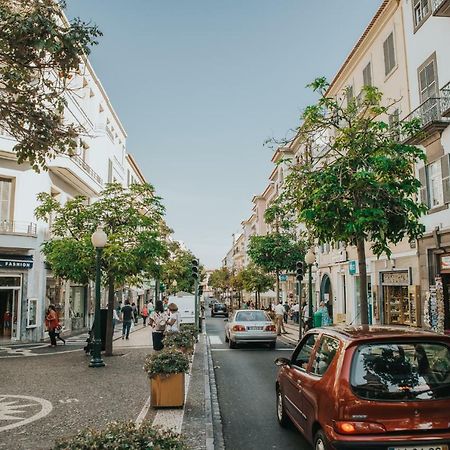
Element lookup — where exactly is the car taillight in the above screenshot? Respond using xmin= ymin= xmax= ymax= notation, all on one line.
xmin=232 ymin=325 xmax=246 ymax=332
xmin=334 ymin=421 xmax=386 ymax=435
xmin=265 ymin=325 xmax=276 ymax=332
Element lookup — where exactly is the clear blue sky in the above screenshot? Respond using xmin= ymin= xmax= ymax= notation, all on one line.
xmin=67 ymin=1 xmax=382 ymax=268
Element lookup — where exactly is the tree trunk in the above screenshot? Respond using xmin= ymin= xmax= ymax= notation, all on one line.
xmin=356 ymin=238 xmax=369 ymax=325
xmin=105 ymin=276 xmax=115 ymax=356
xmin=275 ymin=270 xmax=280 ymax=304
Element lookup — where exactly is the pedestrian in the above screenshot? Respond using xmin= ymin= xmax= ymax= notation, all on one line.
xmin=131 ymin=302 xmax=138 ymax=324
xmin=45 ymin=305 xmax=59 ymax=347
xmin=301 ymin=301 xmax=310 ymax=331
xmin=283 ymin=302 xmax=290 ymax=324
xmin=121 ymin=299 xmax=133 ymax=340
xmin=141 ymin=304 xmax=149 ymax=326
xmin=313 ymin=301 xmax=331 ymax=328
xmin=149 ymin=300 xmax=167 ymax=351
xmin=166 ymin=303 xmax=180 ymax=332
xmin=292 ymin=302 xmax=300 ymax=324
xmin=116 ymin=300 xmax=122 ymax=316
xmin=275 ymin=301 xmax=287 ymax=335
xmin=54 ymin=308 xmax=65 ymax=345
xmin=112 ymin=308 xmax=120 ymax=333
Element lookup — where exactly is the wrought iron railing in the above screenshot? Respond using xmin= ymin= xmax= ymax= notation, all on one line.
xmin=0 ymin=221 xmax=37 ymax=237
xmin=441 ymin=82 xmax=450 ymax=116
xmin=432 ymin=0 xmax=448 ymax=13
xmin=403 ymin=97 xmax=449 ymax=128
xmin=70 ymin=155 xmax=103 ymax=185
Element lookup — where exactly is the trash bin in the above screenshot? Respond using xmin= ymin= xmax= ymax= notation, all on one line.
xmin=313 ymin=310 xmax=322 ymax=328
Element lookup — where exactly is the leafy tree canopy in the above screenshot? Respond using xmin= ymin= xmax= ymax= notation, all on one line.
xmin=240 ymin=264 xmax=275 ymax=294
xmin=208 ymin=267 xmax=231 ymax=292
xmin=0 ymin=0 xmax=102 ymax=170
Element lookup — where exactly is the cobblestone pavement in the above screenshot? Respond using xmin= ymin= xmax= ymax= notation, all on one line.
xmin=0 ymin=326 xmax=153 ymax=450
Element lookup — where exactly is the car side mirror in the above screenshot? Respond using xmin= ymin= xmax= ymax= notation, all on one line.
xmin=274 ymin=357 xmax=291 ymax=367
xmin=224 ymin=318 xmax=228 ymax=322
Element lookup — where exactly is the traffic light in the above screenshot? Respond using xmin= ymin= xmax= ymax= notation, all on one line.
xmin=296 ymin=261 xmax=304 ymax=282
xmin=191 ymin=258 xmax=199 ymax=280
xmin=198 ymin=285 xmax=203 ymax=296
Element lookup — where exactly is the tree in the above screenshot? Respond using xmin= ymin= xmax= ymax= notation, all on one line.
xmin=208 ymin=268 xmax=231 ymax=297
xmin=282 ymin=78 xmax=426 ymax=324
xmin=229 ymin=272 xmax=244 ymax=308
xmin=247 ymin=233 xmax=305 ymax=304
xmin=240 ymin=264 xmax=275 ymax=309
xmin=0 ymin=0 xmax=102 ymax=171
xmin=35 ymin=182 xmax=168 ymax=355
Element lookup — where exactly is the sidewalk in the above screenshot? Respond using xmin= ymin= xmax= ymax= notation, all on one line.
xmin=280 ymin=321 xmax=301 ymax=346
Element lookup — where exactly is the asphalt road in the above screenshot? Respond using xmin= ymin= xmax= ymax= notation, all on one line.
xmin=206 ymin=314 xmax=311 ymax=450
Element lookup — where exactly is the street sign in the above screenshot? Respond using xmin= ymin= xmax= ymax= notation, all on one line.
xmin=349 ymin=260 xmax=357 ymax=275
xmin=279 ymin=274 xmax=288 ymax=282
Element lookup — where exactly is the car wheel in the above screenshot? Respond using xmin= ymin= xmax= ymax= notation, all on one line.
xmin=314 ymin=429 xmax=330 ymax=450
xmin=229 ymin=338 xmax=236 ymax=349
xmin=224 ymin=333 xmax=229 ymax=343
xmin=276 ymin=389 xmax=290 ymax=427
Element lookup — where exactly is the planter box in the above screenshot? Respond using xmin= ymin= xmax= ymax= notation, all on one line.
xmin=150 ymin=373 xmax=185 ymax=408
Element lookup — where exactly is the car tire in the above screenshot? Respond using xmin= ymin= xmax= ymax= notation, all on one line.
xmin=225 ymin=333 xmax=229 ymax=343
xmin=314 ymin=429 xmax=330 ymax=450
xmin=229 ymin=338 xmax=236 ymax=349
xmin=276 ymin=389 xmax=290 ymax=427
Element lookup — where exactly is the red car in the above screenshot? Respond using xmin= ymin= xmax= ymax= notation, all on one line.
xmin=275 ymin=326 xmax=450 ymax=450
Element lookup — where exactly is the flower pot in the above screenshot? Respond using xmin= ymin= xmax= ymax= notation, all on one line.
xmin=150 ymin=373 xmax=185 ymax=408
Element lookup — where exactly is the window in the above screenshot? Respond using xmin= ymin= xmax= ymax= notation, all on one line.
xmin=413 ymin=0 xmax=431 ymax=29
xmin=363 ymin=62 xmax=372 ymax=87
xmin=311 ymin=336 xmax=340 ymax=376
xmin=351 ymin=342 xmax=450 ymax=401
xmin=383 ymin=33 xmax=396 ymax=76
xmin=27 ymin=298 xmax=38 ymax=328
xmin=0 ymin=178 xmax=12 ymax=222
xmin=235 ymin=311 xmax=269 ymax=322
xmin=419 ymin=55 xmax=437 ymax=102
xmin=292 ymin=333 xmax=318 ymax=370
xmin=346 ymin=85 xmax=354 ymax=105
xmin=428 ymin=160 xmax=444 ymax=207
xmin=107 ymin=159 xmax=113 ymax=183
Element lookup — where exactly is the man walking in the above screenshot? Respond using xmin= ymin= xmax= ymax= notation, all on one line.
xmin=275 ymin=300 xmax=287 ymax=336
xmin=121 ymin=299 xmax=133 ymax=340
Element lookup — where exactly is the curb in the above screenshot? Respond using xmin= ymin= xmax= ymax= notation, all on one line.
xmin=205 ymin=331 xmax=225 ymax=450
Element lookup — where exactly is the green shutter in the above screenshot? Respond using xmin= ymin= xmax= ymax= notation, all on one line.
xmin=419 ymin=166 xmax=428 ymax=207
xmin=442 ymin=154 xmax=450 ymax=204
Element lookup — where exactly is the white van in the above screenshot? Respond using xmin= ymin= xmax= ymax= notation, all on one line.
xmin=168 ymin=294 xmax=195 ymax=324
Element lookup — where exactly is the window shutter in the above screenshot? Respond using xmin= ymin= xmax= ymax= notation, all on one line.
xmin=419 ymin=166 xmax=428 ymax=206
xmin=441 ymin=154 xmax=450 ymax=204
xmin=383 ymin=39 xmax=389 ymax=76
xmin=363 ymin=62 xmax=372 ymax=87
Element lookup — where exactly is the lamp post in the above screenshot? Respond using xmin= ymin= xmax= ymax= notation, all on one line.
xmin=305 ymin=248 xmax=316 ymax=328
xmin=89 ymin=225 xmax=107 ymax=368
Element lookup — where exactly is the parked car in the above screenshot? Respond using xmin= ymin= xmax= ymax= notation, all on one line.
xmin=211 ymin=303 xmax=228 ymax=317
xmin=225 ymin=309 xmax=277 ymax=349
xmin=275 ymin=326 xmax=450 ymax=450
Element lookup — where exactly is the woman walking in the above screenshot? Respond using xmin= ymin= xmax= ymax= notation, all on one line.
xmin=45 ymin=305 xmax=59 ymax=347
xmin=141 ymin=305 xmax=149 ymax=326
xmin=149 ymin=300 xmax=167 ymax=351
xmin=166 ymin=303 xmax=180 ymax=332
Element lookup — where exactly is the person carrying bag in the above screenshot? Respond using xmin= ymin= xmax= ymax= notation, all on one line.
xmin=149 ymin=300 xmax=167 ymax=351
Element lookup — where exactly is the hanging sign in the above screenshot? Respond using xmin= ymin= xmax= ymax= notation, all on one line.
xmin=349 ymin=260 xmax=357 ymax=275
xmin=0 ymin=258 xmax=33 ymax=269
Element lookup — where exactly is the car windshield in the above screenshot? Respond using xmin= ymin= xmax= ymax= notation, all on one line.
xmin=235 ymin=311 xmax=268 ymax=322
xmin=215 ymin=304 xmax=225 ymax=308
xmin=351 ymin=342 xmax=450 ymax=401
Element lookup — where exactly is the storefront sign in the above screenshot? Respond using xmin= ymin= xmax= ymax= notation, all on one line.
xmin=381 ymin=270 xmax=409 ymax=286
xmin=0 ymin=259 xmax=33 ymax=269
xmin=441 ymin=255 xmax=450 ymax=271
xmin=349 ymin=260 xmax=357 ymax=275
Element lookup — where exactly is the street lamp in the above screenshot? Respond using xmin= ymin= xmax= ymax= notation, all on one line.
xmin=89 ymin=225 xmax=107 ymax=368
xmin=304 ymin=248 xmax=316 ymax=326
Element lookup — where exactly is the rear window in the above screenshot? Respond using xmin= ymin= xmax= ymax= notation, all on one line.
xmin=235 ymin=311 xmax=269 ymax=322
xmin=351 ymin=342 xmax=450 ymax=401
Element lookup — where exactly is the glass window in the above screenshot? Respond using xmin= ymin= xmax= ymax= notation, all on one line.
xmin=27 ymin=298 xmax=38 ymax=327
xmin=419 ymin=59 xmax=437 ymax=102
xmin=383 ymin=33 xmax=396 ymax=76
xmin=413 ymin=0 xmax=430 ymax=28
xmin=0 ymin=178 xmax=12 ymax=222
xmin=363 ymin=62 xmax=372 ymax=87
xmin=292 ymin=333 xmax=318 ymax=370
xmin=235 ymin=311 xmax=269 ymax=322
xmin=311 ymin=336 xmax=340 ymax=376
xmin=428 ymin=160 xmax=444 ymax=208
xmin=351 ymin=342 xmax=450 ymax=401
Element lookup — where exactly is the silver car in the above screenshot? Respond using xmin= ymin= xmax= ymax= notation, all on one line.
xmin=224 ymin=309 xmax=277 ymax=349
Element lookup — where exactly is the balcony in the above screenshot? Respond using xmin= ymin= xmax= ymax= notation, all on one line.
xmin=0 ymin=221 xmax=38 ymax=250
xmin=432 ymin=0 xmax=450 ymax=16
xmin=402 ymin=97 xmax=450 ymax=145
xmin=441 ymin=82 xmax=450 ymax=117
xmin=47 ymin=155 xmax=103 ymax=196
xmin=0 ymin=221 xmax=37 ymax=237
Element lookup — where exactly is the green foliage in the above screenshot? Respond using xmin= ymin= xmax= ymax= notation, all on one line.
xmin=247 ymin=233 xmax=305 ymax=274
xmin=143 ymin=349 xmax=190 ymax=378
xmin=180 ymin=323 xmax=199 ymax=340
xmin=282 ymin=79 xmax=427 ymax=258
xmin=240 ymin=264 xmax=275 ymax=294
xmin=208 ymin=267 xmax=231 ymax=292
xmin=0 ymin=0 xmax=102 ymax=171
xmin=52 ymin=420 xmax=189 ymax=450
xmin=163 ymin=330 xmax=195 ymax=352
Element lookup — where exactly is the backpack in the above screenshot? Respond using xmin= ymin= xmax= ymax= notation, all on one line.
xmin=154 ymin=313 xmax=166 ymax=331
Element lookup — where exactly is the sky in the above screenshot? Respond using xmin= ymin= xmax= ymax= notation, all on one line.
xmin=67 ymin=0 xmax=382 ymax=269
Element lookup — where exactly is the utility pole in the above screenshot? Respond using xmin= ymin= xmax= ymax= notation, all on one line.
xmin=296 ymin=261 xmax=304 ymax=341
xmin=192 ymin=259 xmax=200 ymax=332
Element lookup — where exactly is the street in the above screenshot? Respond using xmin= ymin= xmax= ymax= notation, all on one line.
xmin=206 ymin=314 xmax=310 ymax=450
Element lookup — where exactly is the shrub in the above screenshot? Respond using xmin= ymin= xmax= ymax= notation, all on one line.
xmin=144 ymin=349 xmax=189 ymax=379
xmin=163 ymin=330 xmax=195 ymax=352
xmin=180 ymin=323 xmax=199 ymax=340
xmin=53 ymin=420 xmax=189 ymax=449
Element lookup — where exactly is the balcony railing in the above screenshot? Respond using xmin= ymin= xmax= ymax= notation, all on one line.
xmin=70 ymin=155 xmax=103 ymax=185
xmin=402 ymin=97 xmax=450 ymax=144
xmin=432 ymin=0 xmax=450 ymax=16
xmin=441 ymin=82 xmax=450 ymax=117
xmin=0 ymin=221 xmax=37 ymax=237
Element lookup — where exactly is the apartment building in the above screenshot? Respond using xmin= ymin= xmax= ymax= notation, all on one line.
xmin=0 ymin=56 xmax=148 ymax=343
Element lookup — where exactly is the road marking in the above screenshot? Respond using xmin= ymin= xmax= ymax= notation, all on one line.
xmin=0 ymin=395 xmax=52 ymax=432
xmin=208 ymin=336 xmax=223 ymax=345
xmin=58 ymin=398 xmax=79 ymax=404
xmin=135 ymin=395 xmax=151 ymax=428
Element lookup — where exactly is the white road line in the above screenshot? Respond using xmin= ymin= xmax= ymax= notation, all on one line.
xmin=135 ymin=395 xmax=151 ymax=428
xmin=208 ymin=336 xmax=223 ymax=345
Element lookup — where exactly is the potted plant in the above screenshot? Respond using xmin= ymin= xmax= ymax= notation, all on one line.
xmin=163 ymin=330 xmax=195 ymax=354
xmin=52 ymin=420 xmax=189 ymax=449
xmin=144 ymin=349 xmax=189 ymax=408
xmin=180 ymin=323 xmax=199 ymax=341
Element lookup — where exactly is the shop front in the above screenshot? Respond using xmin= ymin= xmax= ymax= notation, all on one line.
xmin=381 ymin=269 xmax=420 ymax=327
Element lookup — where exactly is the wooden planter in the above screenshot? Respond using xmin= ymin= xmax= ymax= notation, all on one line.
xmin=150 ymin=373 xmax=185 ymax=408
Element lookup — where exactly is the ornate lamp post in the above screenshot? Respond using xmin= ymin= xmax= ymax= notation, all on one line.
xmin=304 ymin=248 xmax=316 ymax=325
xmin=89 ymin=225 xmax=107 ymax=368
